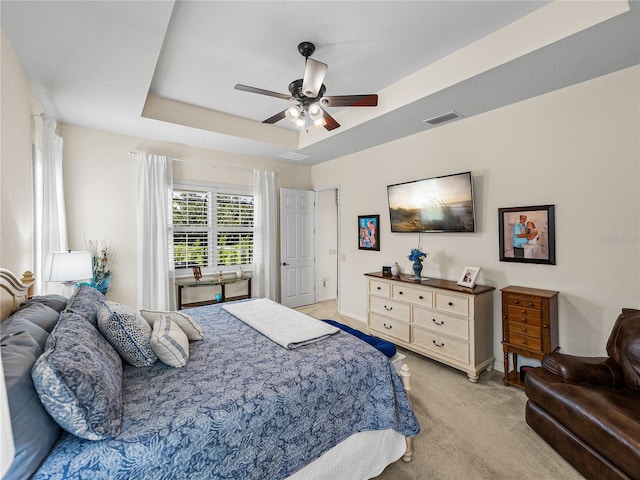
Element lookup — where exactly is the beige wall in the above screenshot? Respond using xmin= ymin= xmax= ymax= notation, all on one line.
xmin=312 ymin=65 xmax=640 ymax=362
xmin=0 ymin=30 xmax=43 ymax=276
xmin=61 ymin=125 xmax=312 ymax=308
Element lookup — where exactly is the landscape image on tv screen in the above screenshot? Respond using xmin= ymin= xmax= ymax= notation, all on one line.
xmin=387 ymin=172 xmax=475 ymax=233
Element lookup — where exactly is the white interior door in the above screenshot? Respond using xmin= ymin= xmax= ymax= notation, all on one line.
xmin=280 ymin=188 xmax=315 ymax=308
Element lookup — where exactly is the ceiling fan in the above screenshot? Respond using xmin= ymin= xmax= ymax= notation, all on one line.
xmin=235 ymin=42 xmax=378 ymax=132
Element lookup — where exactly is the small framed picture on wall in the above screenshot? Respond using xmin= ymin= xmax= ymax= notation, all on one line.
xmin=358 ymin=215 xmax=380 ymax=251
xmin=498 ymin=205 xmax=556 ymax=265
xmin=457 ymin=266 xmax=480 ymax=288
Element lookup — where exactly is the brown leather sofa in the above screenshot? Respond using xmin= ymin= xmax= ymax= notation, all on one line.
xmin=524 ymin=308 xmax=640 ymax=480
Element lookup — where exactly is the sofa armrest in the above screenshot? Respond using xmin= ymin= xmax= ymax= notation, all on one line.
xmin=542 ymin=352 xmax=625 ymax=388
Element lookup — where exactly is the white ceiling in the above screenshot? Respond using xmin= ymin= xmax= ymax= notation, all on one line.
xmin=2 ymin=1 xmax=639 ymax=165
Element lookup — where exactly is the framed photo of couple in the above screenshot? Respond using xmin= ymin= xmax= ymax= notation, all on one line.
xmin=358 ymin=215 xmax=380 ymax=251
xmin=499 ymin=204 xmax=556 ymax=265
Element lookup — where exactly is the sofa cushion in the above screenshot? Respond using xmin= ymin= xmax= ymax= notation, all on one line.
xmin=150 ymin=315 xmax=189 ymax=368
xmin=31 ymin=312 xmax=123 ymax=440
xmin=140 ymin=309 xmax=204 ymax=341
xmin=64 ymin=285 xmax=106 ymax=327
xmin=606 ymin=308 xmax=640 ymax=391
xmin=2 ymin=321 xmax=60 ymax=479
xmin=98 ymin=302 xmax=157 ymax=367
xmin=526 ymin=367 xmax=640 ymax=479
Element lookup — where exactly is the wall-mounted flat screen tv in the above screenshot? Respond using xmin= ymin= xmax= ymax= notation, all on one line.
xmin=387 ymin=171 xmax=475 ymax=233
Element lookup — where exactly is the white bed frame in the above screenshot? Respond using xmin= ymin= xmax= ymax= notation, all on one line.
xmin=1 ymin=268 xmax=415 ymax=478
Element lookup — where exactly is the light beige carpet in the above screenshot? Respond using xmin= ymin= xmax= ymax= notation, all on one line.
xmin=296 ymin=300 xmax=583 ymax=480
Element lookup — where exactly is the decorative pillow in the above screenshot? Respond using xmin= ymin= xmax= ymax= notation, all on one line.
xmin=16 ymin=294 xmax=68 ymax=314
xmin=606 ymin=308 xmax=640 ymax=391
xmin=140 ymin=309 xmax=204 ymax=341
xmin=11 ymin=302 xmax=61 ymax=333
xmin=64 ymin=285 xmax=106 ymax=327
xmin=2 ymin=323 xmax=60 ymax=479
xmin=31 ymin=312 xmax=123 ymax=440
xmin=150 ymin=315 xmax=190 ymax=368
xmin=98 ymin=302 xmax=157 ymax=367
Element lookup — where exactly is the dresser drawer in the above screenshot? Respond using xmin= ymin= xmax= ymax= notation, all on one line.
xmin=369 ymin=279 xmax=391 ymax=298
xmin=392 ymin=285 xmax=433 ymax=308
xmin=413 ymin=308 xmax=469 ymax=341
xmin=413 ymin=327 xmax=469 ymax=364
xmin=434 ymin=292 xmax=469 ymax=317
xmin=507 ymin=294 xmax=542 ymax=310
xmin=369 ymin=313 xmax=410 ymax=342
xmin=509 ymin=332 xmax=542 ymax=350
xmin=369 ymin=296 xmax=411 ymax=322
xmin=507 ymin=306 xmax=542 ymax=326
xmin=508 ymin=321 xmax=541 ymax=339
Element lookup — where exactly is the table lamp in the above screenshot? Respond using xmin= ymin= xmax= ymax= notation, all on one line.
xmin=46 ymin=251 xmax=93 ymax=293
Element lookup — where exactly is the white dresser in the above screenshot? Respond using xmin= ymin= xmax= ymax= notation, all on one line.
xmin=365 ymin=272 xmax=495 ymax=382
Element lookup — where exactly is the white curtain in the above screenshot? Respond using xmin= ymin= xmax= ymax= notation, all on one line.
xmin=253 ymin=169 xmax=278 ymax=301
xmin=34 ymin=117 xmax=67 ymax=295
xmin=135 ymin=153 xmax=175 ymax=310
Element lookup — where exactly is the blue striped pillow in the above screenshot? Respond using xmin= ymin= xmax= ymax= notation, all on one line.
xmin=150 ymin=315 xmax=189 ymax=368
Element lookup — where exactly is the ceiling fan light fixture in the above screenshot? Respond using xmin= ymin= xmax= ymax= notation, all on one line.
xmin=294 ymin=113 xmax=306 ymax=129
xmin=285 ymin=105 xmax=302 ymax=122
xmin=308 ymin=102 xmax=323 ymax=121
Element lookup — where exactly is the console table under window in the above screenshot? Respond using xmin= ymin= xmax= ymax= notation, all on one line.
xmin=176 ymin=276 xmax=252 ymax=310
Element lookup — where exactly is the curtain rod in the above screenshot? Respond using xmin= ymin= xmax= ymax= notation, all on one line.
xmin=128 ymin=151 xmax=261 ymax=173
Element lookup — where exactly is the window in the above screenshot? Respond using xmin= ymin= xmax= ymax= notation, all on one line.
xmin=172 ymin=184 xmax=254 ymax=272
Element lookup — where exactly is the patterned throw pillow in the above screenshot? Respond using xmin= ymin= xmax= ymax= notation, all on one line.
xmin=98 ymin=301 xmax=158 ymax=367
xmin=140 ymin=309 xmax=204 ymax=341
xmin=31 ymin=312 xmax=123 ymax=440
xmin=64 ymin=285 xmax=106 ymax=327
xmin=150 ymin=315 xmax=190 ymax=368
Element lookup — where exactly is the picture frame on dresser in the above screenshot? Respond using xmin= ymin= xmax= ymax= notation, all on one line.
xmin=498 ymin=204 xmax=555 ymax=265
xmin=358 ymin=215 xmax=380 ymax=251
xmin=457 ymin=266 xmax=480 ymax=288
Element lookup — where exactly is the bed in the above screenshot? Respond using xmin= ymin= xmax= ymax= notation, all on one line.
xmin=1 ymin=268 xmax=419 ymax=479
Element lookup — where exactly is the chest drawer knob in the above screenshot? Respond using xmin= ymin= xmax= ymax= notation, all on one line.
xmin=384 ymin=305 xmax=393 ymax=311
xmin=521 ymin=327 xmax=527 ymax=332
xmin=513 ymin=299 xmax=520 ymax=305
xmin=522 ymin=318 xmax=528 ymax=323
xmin=399 ymin=291 xmax=404 ymax=295
xmin=377 ymin=286 xmax=381 ymax=290
xmin=522 ymin=339 xmax=527 ymax=344
xmin=419 ymin=295 xmax=424 ymax=299
xmin=432 ymin=340 xmax=445 ymax=348
xmin=432 ymin=318 xmax=444 ymax=326
xmin=383 ymin=323 xmax=393 ymax=330
xmin=448 ymin=302 xmax=453 ymax=306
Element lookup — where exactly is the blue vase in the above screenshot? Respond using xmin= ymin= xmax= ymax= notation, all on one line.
xmin=413 ymin=261 xmax=423 ymax=280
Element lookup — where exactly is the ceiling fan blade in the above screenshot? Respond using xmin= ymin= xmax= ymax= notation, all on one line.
xmin=235 ymin=84 xmax=292 ymax=101
xmin=323 ymin=94 xmax=378 ymax=107
xmin=263 ymin=109 xmax=287 ymax=124
xmin=302 ymin=58 xmax=328 ymax=98
xmin=321 ymin=109 xmax=340 ymax=131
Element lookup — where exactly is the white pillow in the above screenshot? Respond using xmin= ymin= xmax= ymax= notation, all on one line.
xmin=150 ymin=315 xmax=189 ymax=368
xmin=140 ymin=310 xmax=204 ymax=341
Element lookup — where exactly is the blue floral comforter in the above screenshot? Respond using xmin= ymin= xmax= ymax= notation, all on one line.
xmin=33 ymin=303 xmax=420 ymax=479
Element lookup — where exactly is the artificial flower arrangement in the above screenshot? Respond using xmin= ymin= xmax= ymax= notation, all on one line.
xmin=408 ymin=248 xmax=427 ymax=263
xmin=77 ymin=240 xmax=113 ymax=296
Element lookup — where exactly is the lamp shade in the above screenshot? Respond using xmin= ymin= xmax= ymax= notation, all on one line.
xmin=0 ymin=351 xmax=15 ymax=476
xmin=46 ymin=251 xmax=93 ymax=284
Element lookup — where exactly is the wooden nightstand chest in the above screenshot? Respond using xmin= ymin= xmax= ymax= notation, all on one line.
xmin=501 ymin=285 xmax=559 ymax=388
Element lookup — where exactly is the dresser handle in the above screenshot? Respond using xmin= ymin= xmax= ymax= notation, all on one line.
xmin=432 ymin=318 xmax=444 ymax=326
xmin=513 ymin=300 xmax=520 ymax=305
xmin=419 ymin=295 xmax=424 ymax=299
xmin=522 ymin=339 xmax=527 ymax=344
xmin=377 ymin=286 xmax=381 ymax=290
xmin=522 ymin=318 xmax=528 ymax=323
xmin=521 ymin=327 xmax=527 ymax=332
xmin=432 ymin=340 xmax=445 ymax=348
xmin=384 ymin=305 xmax=393 ymax=311
xmin=528 ymin=302 xmax=535 ymax=307
xmin=383 ymin=323 xmax=393 ymax=330
xmin=399 ymin=291 xmax=404 ymax=295
xmin=448 ymin=302 xmax=453 ymax=306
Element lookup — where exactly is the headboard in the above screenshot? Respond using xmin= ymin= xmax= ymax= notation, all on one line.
xmin=0 ymin=269 xmax=34 ymax=321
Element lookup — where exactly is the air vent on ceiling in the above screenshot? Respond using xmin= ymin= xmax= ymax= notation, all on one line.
xmin=277 ymin=151 xmax=310 ymax=162
xmin=423 ymin=111 xmax=463 ymax=126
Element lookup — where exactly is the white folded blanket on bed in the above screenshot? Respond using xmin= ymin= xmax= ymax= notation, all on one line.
xmin=223 ymin=298 xmax=340 ymax=349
